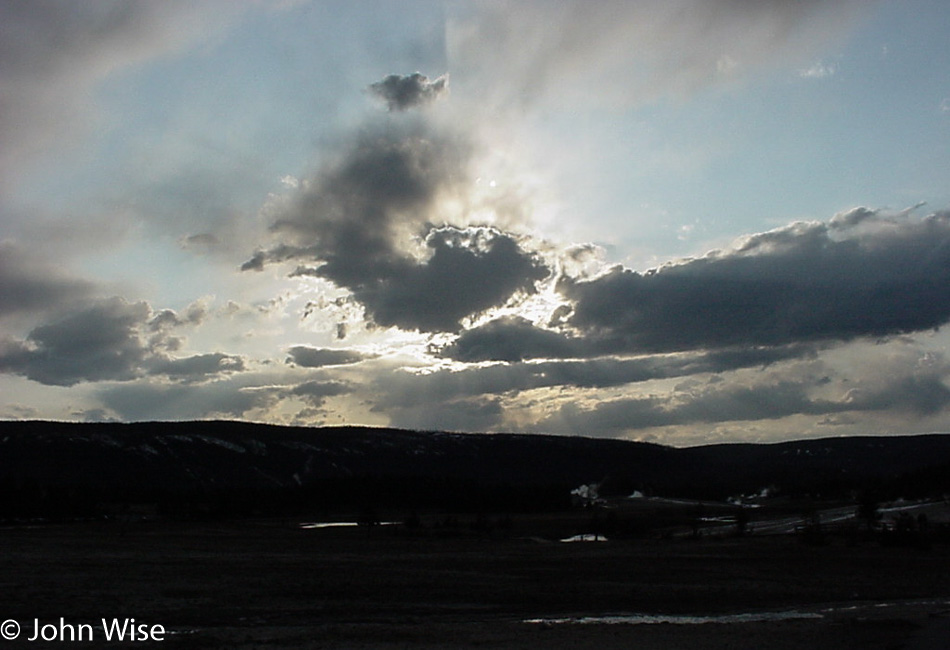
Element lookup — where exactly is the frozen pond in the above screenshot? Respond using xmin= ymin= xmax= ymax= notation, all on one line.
xmin=559 ymin=534 xmax=608 ymax=543
xmin=298 ymin=521 xmax=397 ymax=529
xmin=526 ymin=598 xmax=950 ymax=627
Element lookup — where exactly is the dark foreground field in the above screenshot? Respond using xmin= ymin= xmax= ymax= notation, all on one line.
xmin=1 ymin=517 xmax=949 ymax=649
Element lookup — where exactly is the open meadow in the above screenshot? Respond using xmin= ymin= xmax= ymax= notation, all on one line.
xmin=1 ymin=509 xmax=949 ymax=649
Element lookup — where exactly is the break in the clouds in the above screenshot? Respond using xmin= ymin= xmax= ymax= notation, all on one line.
xmin=368 ymin=72 xmax=449 ymax=111
xmin=245 ymin=116 xmax=549 ymax=332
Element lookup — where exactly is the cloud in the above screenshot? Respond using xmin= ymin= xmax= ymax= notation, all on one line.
xmin=356 ymin=226 xmax=548 ymax=332
xmin=368 ymin=72 xmax=449 ymax=111
xmin=833 ymin=347 xmax=950 ymax=417
xmin=380 ymin=341 xmax=821 ymax=410
xmin=0 ymin=297 xmax=151 ymax=386
xmin=389 ymin=206 xmax=950 ymax=438
xmin=98 ymin=380 xmax=275 ymax=422
xmin=798 ymin=60 xmax=837 ymax=79
xmin=846 ymin=372 xmax=950 ymax=417
xmin=287 ymin=380 xmax=351 ymax=407
xmin=540 ymin=379 xmax=834 ymax=437
xmin=0 ymin=0 xmax=245 ymax=190
xmin=0 ymin=297 xmax=241 ymax=386
xmin=252 ymin=121 xmax=470 ymax=271
xmin=286 ymin=346 xmax=370 ymax=368
xmin=148 ymin=353 xmax=245 ymax=381
xmin=385 ymin=396 xmax=504 ymax=433
xmin=447 ymin=0 xmax=866 ymax=111
xmin=0 ymin=241 xmax=96 ymax=319
xmin=96 ymin=368 xmax=351 ymax=421
xmin=558 ymin=209 xmax=950 ymax=354
xmin=180 ymin=233 xmax=220 ymax=252
xmin=245 ymin=121 xmax=549 ymax=332
xmin=148 ymin=300 xmax=208 ymax=331
xmin=240 ymin=252 xmax=267 ymax=273
xmin=538 ymin=360 xmax=950 ymax=438
xmin=76 ymin=407 xmax=118 ymax=423
xmin=438 ymin=316 xmax=585 ymax=362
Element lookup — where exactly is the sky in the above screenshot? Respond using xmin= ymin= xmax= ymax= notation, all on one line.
xmin=2 ymin=0 xmax=950 ymax=446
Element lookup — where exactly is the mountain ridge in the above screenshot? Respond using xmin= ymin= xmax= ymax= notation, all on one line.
xmin=2 ymin=420 xmax=949 ymax=518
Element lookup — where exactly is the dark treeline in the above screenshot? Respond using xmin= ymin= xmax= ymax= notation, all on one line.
xmin=1 ymin=421 xmax=950 ymax=521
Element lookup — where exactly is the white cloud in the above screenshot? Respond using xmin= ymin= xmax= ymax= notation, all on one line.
xmin=0 ymin=1 xmax=250 ymax=191
xmin=798 ymin=61 xmax=838 ymax=78
xmin=447 ymin=0 xmax=866 ymax=112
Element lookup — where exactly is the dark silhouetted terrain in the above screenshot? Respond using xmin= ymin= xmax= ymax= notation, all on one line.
xmin=3 ymin=421 xmax=950 ymax=649
xmin=2 ymin=420 xmax=949 ymax=520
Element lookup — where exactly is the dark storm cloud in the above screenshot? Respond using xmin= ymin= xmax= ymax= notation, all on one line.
xmin=368 ymin=72 xmax=448 ymax=111
xmin=0 ymin=297 xmax=151 ymax=386
xmin=358 ymin=226 xmax=547 ymax=332
xmin=0 ymin=297 xmax=243 ymax=386
xmin=286 ymin=346 xmax=370 ymax=368
xmin=0 ymin=242 xmax=95 ymax=318
xmin=252 ymin=121 xmax=470 ymax=274
xmin=245 ymin=121 xmax=549 ymax=332
xmin=559 ymin=210 xmax=950 ymax=354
